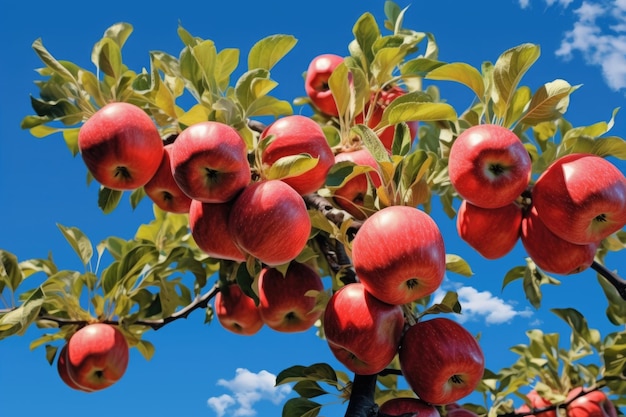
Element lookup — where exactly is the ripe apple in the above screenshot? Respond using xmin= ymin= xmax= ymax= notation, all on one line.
xmin=448 ymin=124 xmax=532 ymax=209
xmin=399 ymin=317 xmax=485 ymax=405
xmin=214 ymin=283 xmax=264 ymax=336
xmin=566 ymin=387 xmax=618 ymax=417
xmin=456 ymin=200 xmax=522 ymax=260
xmin=518 ymin=390 xmax=557 ymax=417
xmin=323 ymin=282 xmax=404 ymax=375
xmin=355 ymin=86 xmax=419 ymax=152
xmin=378 ymin=397 xmax=439 ymax=417
xmin=257 ymin=262 xmax=324 ymax=333
xmin=228 ymin=180 xmax=312 ymax=266
xmin=305 ymin=54 xmax=344 ymax=117
xmin=169 ymin=121 xmax=250 ymax=203
xmin=78 ymin=102 xmax=164 ymax=190
xmin=531 ymin=153 xmax=626 ymax=244
xmin=332 ymin=147 xmax=382 ymax=220
xmin=446 ymin=407 xmax=481 ymax=417
xmin=143 ymin=143 xmax=193 ymax=213
xmin=260 ymin=115 xmax=335 ymax=195
xmin=351 ymin=205 xmax=446 ymax=305
xmin=521 ymin=205 xmax=599 ymax=275
xmin=189 ymin=199 xmax=246 ymax=262
xmin=57 ymin=344 xmax=93 ymax=392
xmin=66 ymin=323 xmax=129 ymax=391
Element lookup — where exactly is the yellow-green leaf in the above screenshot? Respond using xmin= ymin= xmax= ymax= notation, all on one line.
xmin=247 ymin=34 xmax=297 ymax=71
xmin=426 ymin=62 xmax=485 ymax=100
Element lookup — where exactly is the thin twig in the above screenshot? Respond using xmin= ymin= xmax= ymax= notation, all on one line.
xmin=591 ymin=261 xmax=626 ymax=301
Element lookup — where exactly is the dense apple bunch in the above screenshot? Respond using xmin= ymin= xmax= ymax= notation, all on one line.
xmin=450 ymin=124 xmax=626 ymax=275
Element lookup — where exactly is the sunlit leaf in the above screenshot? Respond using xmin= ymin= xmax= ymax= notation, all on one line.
xmin=426 ymin=62 xmax=485 ymax=100
xmin=56 ymin=224 xmax=93 ymax=267
xmin=248 ymin=34 xmax=297 ymax=71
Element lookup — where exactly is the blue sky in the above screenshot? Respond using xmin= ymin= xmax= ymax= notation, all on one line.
xmin=1 ymin=1 xmax=625 ymax=416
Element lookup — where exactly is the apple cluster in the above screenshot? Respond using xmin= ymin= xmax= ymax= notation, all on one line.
xmin=515 ymin=388 xmax=618 ymax=417
xmin=450 ymin=124 xmax=626 ymax=275
xmin=56 ymin=323 xmax=129 ymax=392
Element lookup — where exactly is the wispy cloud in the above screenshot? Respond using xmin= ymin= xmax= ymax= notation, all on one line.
xmin=207 ymin=369 xmax=292 ymax=417
xmin=519 ymin=0 xmax=626 ymax=92
xmin=433 ymin=284 xmax=533 ymax=325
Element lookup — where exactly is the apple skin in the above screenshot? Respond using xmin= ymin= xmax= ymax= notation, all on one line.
xmin=78 ymin=102 xmax=164 ymax=190
xmin=215 ymin=283 xmax=264 ymax=336
xmin=257 ymin=262 xmax=324 ymax=333
xmin=169 ymin=121 xmax=251 ymax=203
xmin=332 ymin=148 xmax=382 ymax=220
xmin=378 ymin=397 xmax=439 ymax=417
xmin=521 ymin=206 xmax=599 ymax=275
xmin=399 ymin=317 xmax=485 ymax=406
xmin=456 ymin=200 xmax=522 ymax=260
xmin=66 ymin=323 xmax=129 ymax=391
xmin=356 ymin=86 xmax=419 ymax=152
xmin=352 ymin=205 xmax=446 ymax=305
xmin=189 ymin=199 xmax=247 ymax=263
xmin=323 ymin=282 xmax=405 ymax=375
xmin=305 ymin=54 xmax=344 ymax=117
xmin=228 ymin=180 xmax=312 ymax=266
xmin=446 ymin=407 xmax=481 ymax=417
xmin=143 ymin=143 xmax=193 ymax=214
xmin=260 ymin=115 xmax=335 ymax=196
xmin=448 ymin=124 xmax=532 ymax=209
xmin=57 ymin=344 xmax=93 ymax=392
xmin=531 ymin=153 xmax=626 ymax=244
xmin=566 ymin=387 xmax=618 ymax=417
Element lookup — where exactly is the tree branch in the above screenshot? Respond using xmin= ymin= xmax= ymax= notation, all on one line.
xmin=344 ymin=374 xmax=380 ymax=417
xmin=591 ymin=261 xmax=626 ymax=300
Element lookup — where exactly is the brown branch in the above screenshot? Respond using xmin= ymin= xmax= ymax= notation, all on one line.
xmin=27 ymin=282 xmax=221 ymax=330
xmin=591 ymin=261 xmax=626 ymax=300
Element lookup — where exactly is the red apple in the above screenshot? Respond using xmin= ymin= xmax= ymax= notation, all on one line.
xmin=521 ymin=206 xmax=599 ymax=275
xmin=378 ymin=397 xmax=439 ymax=417
xmin=260 ymin=115 xmax=335 ymax=195
xmin=448 ymin=124 xmax=532 ymax=209
xmin=355 ymin=86 xmax=419 ymax=152
xmin=57 ymin=344 xmax=93 ymax=392
xmin=257 ymin=262 xmax=324 ymax=332
xmin=447 ymin=408 xmax=481 ymax=417
xmin=531 ymin=153 xmax=626 ymax=244
xmin=399 ymin=317 xmax=485 ymax=405
xmin=189 ymin=199 xmax=246 ymax=262
xmin=143 ymin=143 xmax=193 ymax=213
xmin=215 ymin=283 xmax=264 ymax=336
xmin=66 ymin=323 xmax=129 ymax=391
xmin=566 ymin=387 xmax=618 ymax=417
xmin=169 ymin=121 xmax=250 ymax=203
xmin=323 ymin=282 xmax=404 ymax=375
xmin=78 ymin=102 xmax=164 ymax=190
xmin=518 ymin=390 xmax=557 ymax=417
xmin=228 ymin=180 xmax=312 ymax=266
xmin=305 ymin=54 xmax=344 ymax=117
xmin=352 ymin=205 xmax=446 ymax=305
xmin=332 ymin=147 xmax=382 ymax=220
xmin=456 ymin=200 xmax=522 ymax=260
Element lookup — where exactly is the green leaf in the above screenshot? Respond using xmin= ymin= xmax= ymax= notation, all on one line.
xmin=56 ymin=224 xmax=93 ymax=267
xmin=246 ymin=96 xmax=292 ymax=119
xmin=31 ymin=39 xmax=78 ymax=84
xmin=98 ymin=186 xmax=123 ymax=214
xmin=292 ymin=380 xmax=329 ymax=398
xmin=518 ymin=79 xmax=578 ymax=126
xmin=445 ymin=254 xmax=473 ymax=277
xmin=0 ymin=250 xmax=23 ymax=293
xmin=135 ymin=339 xmax=155 ymax=361
xmin=521 ymin=258 xmax=560 ymax=309
xmin=385 ymin=101 xmax=457 ymax=124
xmin=502 ymin=265 xmax=526 ymax=290
xmin=551 ymin=307 xmax=601 ymax=350
xmin=425 ymin=62 xmax=485 ymax=100
xmin=352 ymin=12 xmax=381 ymax=67
xmin=352 ymin=124 xmax=392 ymax=163
xmin=276 ymin=363 xmax=338 ymax=386
xmin=492 ymin=43 xmax=541 ymax=119
xmin=266 ymin=154 xmax=319 ymax=181
xmin=400 ymin=57 xmax=446 ymax=78
xmin=282 ymin=398 xmax=322 ymax=417
xmin=248 ymin=34 xmax=297 ymax=71
xmin=92 ymin=37 xmax=123 ymax=79
xmin=0 ymin=287 xmax=44 ymax=339
xmin=591 ymin=136 xmax=626 ymax=159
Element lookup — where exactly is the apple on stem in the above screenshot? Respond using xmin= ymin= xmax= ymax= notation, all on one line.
xmin=323 ymin=282 xmax=404 ymax=375
xmin=531 ymin=153 xmax=626 ymax=244
xmin=215 ymin=283 xmax=264 ymax=336
xmin=566 ymin=387 xmax=618 ymax=417
xmin=257 ymin=262 xmax=324 ymax=333
xmin=144 ymin=143 xmax=193 ymax=214
xmin=448 ymin=124 xmax=532 ymax=209
xmin=78 ymin=102 xmax=164 ymax=191
xmin=399 ymin=317 xmax=485 ymax=405
xmin=352 ymin=205 xmax=446 ymax=305
xmin=65 ymin=323 xmax=129 ymax=391
xmin=378 ymin=397 xmax=439 ymax=417
xmin=305 ymin=54 xmax=344 ymax=117
xmin=169 ymin=121 xmax=250 ymax=203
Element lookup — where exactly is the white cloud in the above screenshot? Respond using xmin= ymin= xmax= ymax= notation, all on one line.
xmin=207 ymin=369 xmax=292 ymax=417
xmin=520 ymin=0 xmax=626 ymax=92
xmin=433 ymin=284 xmax=533 ymax=325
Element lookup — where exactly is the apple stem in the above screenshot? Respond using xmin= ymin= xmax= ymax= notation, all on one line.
xmin=591 ymin=261 xmax=626 ymax=301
